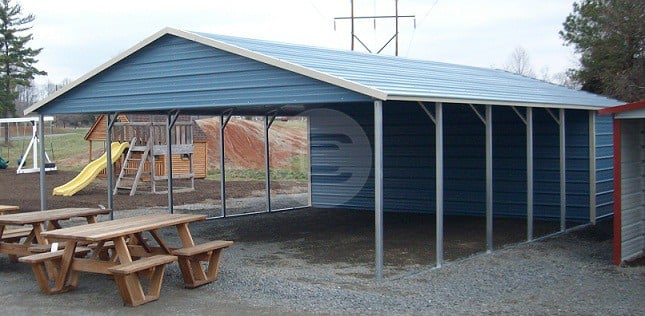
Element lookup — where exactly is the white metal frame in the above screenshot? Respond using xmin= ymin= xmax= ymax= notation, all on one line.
xmin=0 ymin=116 xmax=56 ymax=174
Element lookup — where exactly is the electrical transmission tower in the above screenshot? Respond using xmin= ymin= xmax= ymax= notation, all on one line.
xmin=334 ymin=0 xmax=415 ymax=56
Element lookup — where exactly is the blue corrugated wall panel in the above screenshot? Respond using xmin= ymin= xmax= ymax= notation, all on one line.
xmin=310 ymin=103 xmax=375 ymax=209
xmin=38 ymin=35 xmax=370 ymax=115
xmin=595 ymin=113 xmax=614 ymax=218
xmin=311 ymin=102 xmax=597 ymax=222
xmin=565 ymin=109 xmax=591 ymax=221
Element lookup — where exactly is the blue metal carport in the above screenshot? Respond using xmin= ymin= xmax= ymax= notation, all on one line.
xmin=26 ymin=28 xmax=621 ymax=278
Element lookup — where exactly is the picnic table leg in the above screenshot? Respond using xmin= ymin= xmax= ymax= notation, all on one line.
xmin=52 ymin=241 xmax=78 ymax=293
xmin=85 ymin=215 xmax=98 ymax=224
xmin=47 ymin=220 xmax=62 ymax=230
xmin=175 ymin=223 xmax=208 ymax=285
xmin=32 ymin=223 xmax=61 ymax=280
xmin=112 ymin=236 xmax=146 ymax=306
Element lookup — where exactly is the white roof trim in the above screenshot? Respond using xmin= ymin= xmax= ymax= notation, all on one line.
xmin=169 ymin=29 xmax=388 ymax=100
xmin=389 ymin=95 xmax=611 ymax=111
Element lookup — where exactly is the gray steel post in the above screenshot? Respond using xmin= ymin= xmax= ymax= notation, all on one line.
xmin=264 ymin=115 xmax=271 ymax=212
xmin=166 ymin=112 xmax=174 ymax=214
xmin=38 ymin=114 xmax=46 ymax=211
xmin=559 ymin=109 xmax=566 ymax=231
xmin=106 ymin=114 xmax=114 ymax=219
xmin=435 ymin=102 xmax=444 ymax=267
xmin=485 ymin=105 xmax=493 ymax=252
xmin=374 ymin=100 xmax=384 ymax=280
xmin=220 ymin=113 xmax=226 ymax=217
xmin=527 ymin=107 xmax=534 ymax=241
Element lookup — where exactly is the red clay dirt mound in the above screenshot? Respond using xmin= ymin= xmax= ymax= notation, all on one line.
xmin=195 ymin=117 xmax=307 ymax=170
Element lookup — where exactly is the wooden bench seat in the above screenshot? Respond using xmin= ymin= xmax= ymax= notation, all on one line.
xmin=18 ymin=247 xmax=92 ymax=294
xmin=28 ymin=242 xmax=68 ymax=253
xmin=0 ymin=227 xmax=32 ymax=241
xmin=107 ymin=255 xmax=178 ymax=307
xmin=172 ymin=240 xmax=233 ymax=288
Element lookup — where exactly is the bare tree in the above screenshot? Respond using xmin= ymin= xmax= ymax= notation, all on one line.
xmin=504 ymin=46 xmax=536 ymax=78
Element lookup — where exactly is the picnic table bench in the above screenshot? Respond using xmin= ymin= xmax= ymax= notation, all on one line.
xmin=25 ymin=213 xmax=233 ymax=307
xmin=0 ymin=207 xmax=111 ymax=259
xmin=0 ymin=205 xmax=31 ymax=242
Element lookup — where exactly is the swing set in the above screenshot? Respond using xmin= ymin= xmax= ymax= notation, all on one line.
xmin=0 ymin=116 xmax=57 ymax=174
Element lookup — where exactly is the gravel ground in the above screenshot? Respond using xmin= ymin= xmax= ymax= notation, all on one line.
xmin=0 ymin=203 xmax=642 ymax=315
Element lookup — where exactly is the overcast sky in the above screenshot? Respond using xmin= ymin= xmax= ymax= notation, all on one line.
xmin=20 ymin=0 xmax=579 ymax=85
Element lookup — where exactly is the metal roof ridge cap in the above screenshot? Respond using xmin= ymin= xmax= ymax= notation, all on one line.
xmin=171 ymin=28 xmax=388 ymax=101
xmin=24 ymin=27 xmax=176 ymax=115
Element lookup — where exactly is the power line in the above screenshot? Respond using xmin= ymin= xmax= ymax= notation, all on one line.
xmin=334 ymin=0 xmax=415 ymax=56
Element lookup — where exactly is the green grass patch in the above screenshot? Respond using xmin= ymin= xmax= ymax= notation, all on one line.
xmin=0 ymin=127 xmax=89 ymax=171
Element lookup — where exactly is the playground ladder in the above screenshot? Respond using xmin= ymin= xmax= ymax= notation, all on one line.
xmin=114 ymin=137 xmax=151 ymax=196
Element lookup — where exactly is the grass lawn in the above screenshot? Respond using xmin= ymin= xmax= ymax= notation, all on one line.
xmin=1 ymin=127 xmax=89 ymax=171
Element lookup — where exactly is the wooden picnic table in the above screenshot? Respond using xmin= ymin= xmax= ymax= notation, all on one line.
xmin=36 ymin=213 xmax=208 ymax=306
xmin=0 ymin=207 xmax=112 ymax=257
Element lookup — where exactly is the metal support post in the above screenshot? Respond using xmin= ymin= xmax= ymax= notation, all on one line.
xmin=374 ymin=100 xmax=384 ymax=280
xmin=166 ymin=110 xmax=180 ymax=214
xmin=485 ymin=105 xmax=493 ymax=252
xmin=435 ymin=102 xmax=444 ymax=267
xmin=219 ymin=110 xmax=233 ymax=217
xmin=559 ymin=109 xmax=566 ymax=231
xmin=419 ymin=101 xmax=445 ymax=267
xmin=106 ymin=113 xmax=115 ymax=219
xmin=38 ymin=114 xmax=46 ymax=211
xmin=512 ymin=106 xmax=533 ymax=241
xmin=265 ymin=111 xmax=277 ymax=212
xmin=526 ymin=108 xmax=534 ymax=241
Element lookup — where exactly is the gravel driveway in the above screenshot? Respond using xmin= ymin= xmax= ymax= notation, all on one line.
xmin=0 ymin=207 xmax=642 ymax=315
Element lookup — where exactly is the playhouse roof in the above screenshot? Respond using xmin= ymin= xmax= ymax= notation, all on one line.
xmin=25 ymin=27 xmax=622 ymax=116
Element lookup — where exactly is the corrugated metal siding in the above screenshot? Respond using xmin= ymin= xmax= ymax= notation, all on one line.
xmin=311 ymin=101 xmax=594 ymax=221
xmin=382 ymin=102 xmax=435 ymax=212
xmin=197 ymin=32 xmax=621 ymax=108
xmin=310 ymin=103 xmax=375 ymax=208
xmin=620 ymin=119 xmax=644 ymax=261
xmin=595 ymin=114 xmax=614 ymax=218
xmin=565 ymin=110 xmax=591 ymax=221
xmin=38 ymin=35 xmax=370 ymax=115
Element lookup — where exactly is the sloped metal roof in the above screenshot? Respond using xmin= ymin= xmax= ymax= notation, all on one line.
xmin=26 ymin=27 xmax=621 ymax=115
xmin=193 ymin=31 xmax=621 ymax=109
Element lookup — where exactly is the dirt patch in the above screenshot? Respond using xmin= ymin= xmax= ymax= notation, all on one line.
xmin=0 ymin=168 xmax=305 ymax=213
xmin=195 ymin=117 xmax=307 ymax=169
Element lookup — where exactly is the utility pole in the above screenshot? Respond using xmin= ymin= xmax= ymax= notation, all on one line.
xmin=334 ymin=0 xmax=415 ymax=56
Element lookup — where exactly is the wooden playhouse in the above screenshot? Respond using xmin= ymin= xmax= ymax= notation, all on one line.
xmin=85 ymin=114 xmax=208 ymax=195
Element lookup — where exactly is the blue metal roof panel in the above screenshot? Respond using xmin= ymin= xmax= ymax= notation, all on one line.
xmin=195 ymin=31 xmax=622 ymax=108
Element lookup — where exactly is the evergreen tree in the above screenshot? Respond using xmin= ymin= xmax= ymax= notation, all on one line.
xmin=0 ymin=0 xmax=46 ymax=144
xmin=560 ymin=0 xmax=644 ymax=102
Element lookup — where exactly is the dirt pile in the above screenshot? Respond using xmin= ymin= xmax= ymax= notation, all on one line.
xmin=195 ymin=117 xmax=307 ymax=169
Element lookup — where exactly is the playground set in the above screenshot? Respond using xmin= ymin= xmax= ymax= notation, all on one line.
xmin=0 ymin=116 xmax=57 ymax=174
xmin=53 ymin=114 xmax=207 ymax=197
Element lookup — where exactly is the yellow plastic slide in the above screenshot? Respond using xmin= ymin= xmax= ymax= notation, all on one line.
xmin=53 ymin=142 xmax=130 ymax=196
